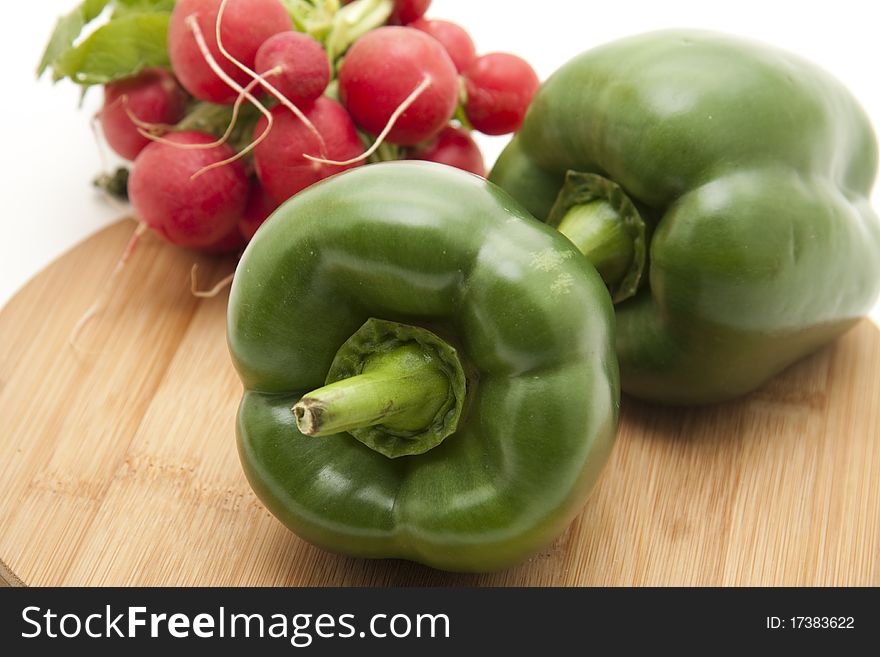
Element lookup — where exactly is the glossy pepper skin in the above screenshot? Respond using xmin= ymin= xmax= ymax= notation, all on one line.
xmin=490 ymin=30 xmax=880 ymax=404
xmin=228 ymin=162 xmax=618 ymax=572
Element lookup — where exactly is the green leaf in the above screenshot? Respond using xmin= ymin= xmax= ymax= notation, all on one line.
xmin=52 ymin=13 xmax=171 ymax=85
xmin=111 ymin=0 xmax=176 ymax=17
xmin=37 ymin=0 xmax=111 ymax=77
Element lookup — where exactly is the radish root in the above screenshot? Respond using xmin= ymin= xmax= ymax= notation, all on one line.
xmin=185 ymin=16 xmax=277 ymax=179
xmin=214 ymin=0 xmax=328 ymax=159
xmin=120 ymin=96 xmax=179 ymax=135
xmin=304 ymin=75 xmax=431 ymax=167
xmin=69 ymin=221 xmax=148 ymax=352
xmin=89 ymin=112 xmax=110 ymax=173
xmin=89 ymin=113 xmax=130 ymax=213
xmin=190 ymin=264 xmax=234 ymax=298
xmin=99 ymin=94 xmax=175 ymax=140
xmin=135 ymin=71 xmax=280 ymax=154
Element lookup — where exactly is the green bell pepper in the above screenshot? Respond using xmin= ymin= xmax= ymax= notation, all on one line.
xmin=490 ymin=30 xmax=880 ymax=404
xmin=227 ymin=162 xmax=619 ymax=572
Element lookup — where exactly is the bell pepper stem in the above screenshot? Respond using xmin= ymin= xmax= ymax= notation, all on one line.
xmin=293 ymin=344 xmax=450 ymax=438
xmin=546 ymin=170 xmax=646 ymax=303
xmin=557 ymin=200 xmax=635 ymax=290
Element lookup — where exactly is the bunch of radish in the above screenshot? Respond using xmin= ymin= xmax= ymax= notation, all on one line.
xmin=44 ymin=0 xmax=540 ymax=254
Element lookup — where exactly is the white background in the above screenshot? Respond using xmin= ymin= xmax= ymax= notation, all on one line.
xmin=1 ymin=0 xmax=879 ymax=324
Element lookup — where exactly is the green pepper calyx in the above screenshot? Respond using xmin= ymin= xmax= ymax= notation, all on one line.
xmin=292 ymin=318 xmax=467 ymax=458
xmin=548 ymin=171 xmax=648 ymax=303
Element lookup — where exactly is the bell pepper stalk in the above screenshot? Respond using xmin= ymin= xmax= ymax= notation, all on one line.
xmin=228 ymin=162 xmax=619 ymax=572
xmin=292 ymin=318 xmax=467 ymax=458
xmin=547 ymin=171 xmax=647 ymax=303
xmin=490 ymin=29 xmax=880 ymax=404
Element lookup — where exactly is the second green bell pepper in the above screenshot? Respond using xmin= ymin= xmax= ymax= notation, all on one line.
xmin=491 ymin=30 xmax=880 ymax=404
xmin=228 ymin=162 xmax=618 ymax=572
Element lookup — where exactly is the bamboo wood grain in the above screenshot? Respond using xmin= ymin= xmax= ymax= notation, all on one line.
xmin=0 ymin=220 xmax=877 ymax=586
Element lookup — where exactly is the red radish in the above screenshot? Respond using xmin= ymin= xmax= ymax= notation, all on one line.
xmin=100 ymin=69 xmax=188 ymax=160
xmin=129 ymin=131 xmax=249 ymax=249
xmin=390 ymin=0 xmax=431 ymax=24
xmin=412 ymin=126 xmax=485 ymax=176
xmin=463 ymin=53 xmax=540 ymax=135
xmin=254 ymin=31 xmax=330 ymax=105
xmin=253 ymin=97 xmax=365 ymax=203
xmin=238 ymin=182 xmax=278 ymax=241
xmin=168 ymin=0 xmax=292 ymax=104
xmin=338 ymin=26 xmax=458 ymax=145
xmin=410 ymin=18 xmax=476 ymax=72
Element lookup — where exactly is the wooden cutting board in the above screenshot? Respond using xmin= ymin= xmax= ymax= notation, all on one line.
xmin=1 ymin=219 xmax=878 ymax=587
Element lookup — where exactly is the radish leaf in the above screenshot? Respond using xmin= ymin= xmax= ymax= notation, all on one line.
xmin=37 ymin=0 xmax=111 ymax=77
xmin=52 ymin=13 xmax=171 ymax=85
xmin=38 ymin=0 xmax=173 ymax=86
xmin=112 ymin=0 xmax=176 ymax=17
